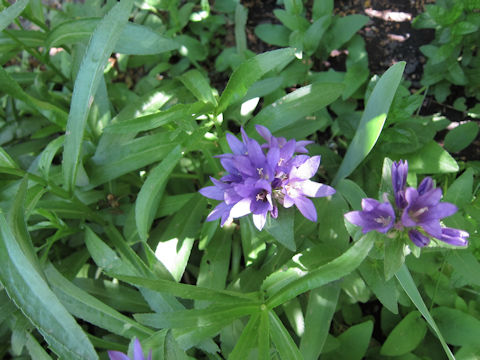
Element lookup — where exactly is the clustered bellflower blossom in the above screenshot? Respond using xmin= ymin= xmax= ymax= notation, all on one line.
xmin=108 ymin=338 xmax=151 ymax=360
xmin=199 ymin=126 xmax=336 ymax=231
xmin=345 ymin=160 xmax=469 ymax=248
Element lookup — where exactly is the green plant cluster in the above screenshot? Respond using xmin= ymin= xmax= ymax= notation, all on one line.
xmin=413 ymin=0 xmax=480 ymax=108
xmin=0 ymin=0 xmax=479 ymax=359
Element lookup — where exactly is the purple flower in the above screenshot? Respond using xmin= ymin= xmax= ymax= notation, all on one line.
xmin=344 ymin=198 xmax=395 ymax=234
xmin=401 ymin=186 xmax=457 ymax=241
xmin=199 ymin=126 xmax=335 ymax=230
xmin=345 ymin=159 xmax=469 ymax=248
xmin=439 ymin=227 xmax=469 ymax=246
xmin=392 ymin=160 xmax=408 ymax=209
xmin=282 ymin=156 xmax=336 ymax=222
xmin=108 ymin=338 xmax=151 ymax=360
xmin=230 ymin=178 xmax=274 ymax=230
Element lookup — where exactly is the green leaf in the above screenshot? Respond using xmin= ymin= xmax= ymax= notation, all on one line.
xmin=135 ymin=303 xmax=259 ymax=329
xmin=323 ymin=321 xmax=373 ymax=360
xmin=359 ymin=259 xmax=398 ymax=314
xmin=229 ymin=314 xmax=261 ymax=360
xmin=266 ymin=233 xmax=374 ymax=309
xmin=0 ymin=67 xmax=68 ymax=128
xmin=404 ymin=140 xmax=459 ymax=174
xmin=47 ymin=18 xmax=178 ymax=55
xmin=0 ymin=146 xmax=18 ymax=168
xmin=249 ymin=82 xmax=344 ymax=133
xmin=136 ymin=146 xmax=182 ymax=241
xmin=381 ymin=311 xmax=426 ymax=356
xmin=446 ymin=250 xmax=480 ymax=287
xmin=313 ymin=0 xmax=333 ymax=19
xmin=327 ymin=15 xmax=369 ymax=51
xmin=115 ymin=274 xmax=259 ymax=304
xmin=8 ymin=177 xmax=44 ymax=280
xmin=44 ymin=264 xmax=153 ymax=339
xmin=444 ymin=122 xmax=479 ymax=153
xmin=333 ymin=62 xmax=405 ymax=185
xmin=384 ymin=235 xmax=405 ymax=281
xmin=0 ymin=0 xmax=29 ymax=32
xmin=104 ymin=104 xmax=191 ymax=134
xmin=179 ymin=70 xmax=217 ymax=105
xmin=300 ymin=284 xmax=341 ymax=360
xmin=196 ymin=228 xmax=232 ymax=303
xmin=235 ymin=3 xmax=248 ymax=55
xmin=38 ymin=135 xmax=64 ymax=181
xmin=264 ymin=207 xmax=295 ymax=251
xmin=216 ymin=48 xmax=296 ymax=114
xmin=254 ymin=24 xmax=290 ymax=47
xmin=0 ymin=214 xmax=97 ymax=359
xmin=25 ymin=332 xmax=53 ymax=360
xmin=304 ymin=15 xmax=330 ymax=54
xmin=269 ymin=310 xmax=303 ymax=360
xmin=62 ymin=0 xmax=134 ymax=192
xmin=432 ymin=307 xmax=480 ymax=347
xmin=87 ymin=132 xmax=185 ymax=187
xmin=444 ymin=167 xmax=474 ymax=208
xmin=395 ymin=264 xmax=455 ymax=360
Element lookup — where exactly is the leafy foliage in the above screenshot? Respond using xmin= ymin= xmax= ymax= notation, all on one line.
xmin=0 ymin=0 xmax=478 ymax=359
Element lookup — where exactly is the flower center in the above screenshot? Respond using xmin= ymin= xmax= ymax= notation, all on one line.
xmin=410 ymin=206 xmax=428 ymax=221
xmin=255 ymin=190 xmax=268 ymax=202
xmin=374 ymin=216 xmax=391 ymax=227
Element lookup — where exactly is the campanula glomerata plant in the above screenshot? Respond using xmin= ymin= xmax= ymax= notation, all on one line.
xmin=0 ymin=0 xmax=478 ymax=359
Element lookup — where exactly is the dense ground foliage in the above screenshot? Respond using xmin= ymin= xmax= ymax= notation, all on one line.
xmin=0 ymin=0 xmax=479 ymax=359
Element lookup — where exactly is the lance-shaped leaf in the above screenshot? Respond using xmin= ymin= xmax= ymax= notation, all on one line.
xmin=0 ymin=0 xmax=29 ymax=32
xmin=216 ymin=48 xmax=296 ymax=114
xmin=266 ymin=233 xmax=374 ymax=309
xmin=62 ymin=0 xmax=133 ymax=191
xmin=44 ymin=264 xmax=153 ymax=339
xmin=248 ymin=82 xmax=344 ymax=134
xmin=47 ymin=18 xmax=178 ymax=55
xmin=0 ymin=214 xmax=97 ymax=359
xmin=333 ymin=62 xmax=405 ymax=185
xmin=136 ymin=146 xmax=182 ymax=241
xmin=395 ymin=264 xmax=455 ymax=360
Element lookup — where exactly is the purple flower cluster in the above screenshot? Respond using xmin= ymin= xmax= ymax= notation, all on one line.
xmin=345 ymin=160 xmax=469 ymax=247
xmin=108 ymin=338 xmax=151 ymax=360
xmin=199 ymin=126 xmax=336 ymax=230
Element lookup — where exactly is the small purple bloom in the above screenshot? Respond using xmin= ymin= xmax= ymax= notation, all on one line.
xmin=282 ymin=156 xmax=336 ymax=222
xmin=392 ymin=160 xmax=408 ymax=209
xmin=408 ymin=229 xmax=431 ymax=247
xmin=199 ymin=126 xmax=335 ymax=230
xmin=108 ymin=338 xmax=152 ymax=360
xmin=345 ymin=159 xmax=469 ymax=248
xmin=344 ymin=198 xmax=395 ymax=234
xmin=401 ymin=187 xmax=457 ymax=239
xmin=439 ymin=227 xmax=469 ymax=246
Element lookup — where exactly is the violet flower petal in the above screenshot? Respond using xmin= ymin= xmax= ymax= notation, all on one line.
xmin=299 ymin=180 xmax=336 ymax=198
xmin=199 ymin=186 xmax=225 ymax=200
xmin=408 ymin=229 xmax=430 ymax=247
xmin=230 ymin=198 xmax=252 ymax=218
xmin=417 ymin=177 xmax=433 ymax=195
xmin=133 ymin=338 xmax=145 ymax=360
xmin=439 ymin=227 xmax=469 ymax=246
xmin=252 ymin=213 xmax=267 ymax=230
xmin=226 ymin=133 xmax=246 ymax=155
xmin=292 ymin=156 xmax=320 ymax=180
xmin=294 ymin=196 xmax=317 ymax=222
xmin=344 ymin=199 xmax=395 ymax=234
xmin=108 ymin=352 xmax=131 ymax=360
